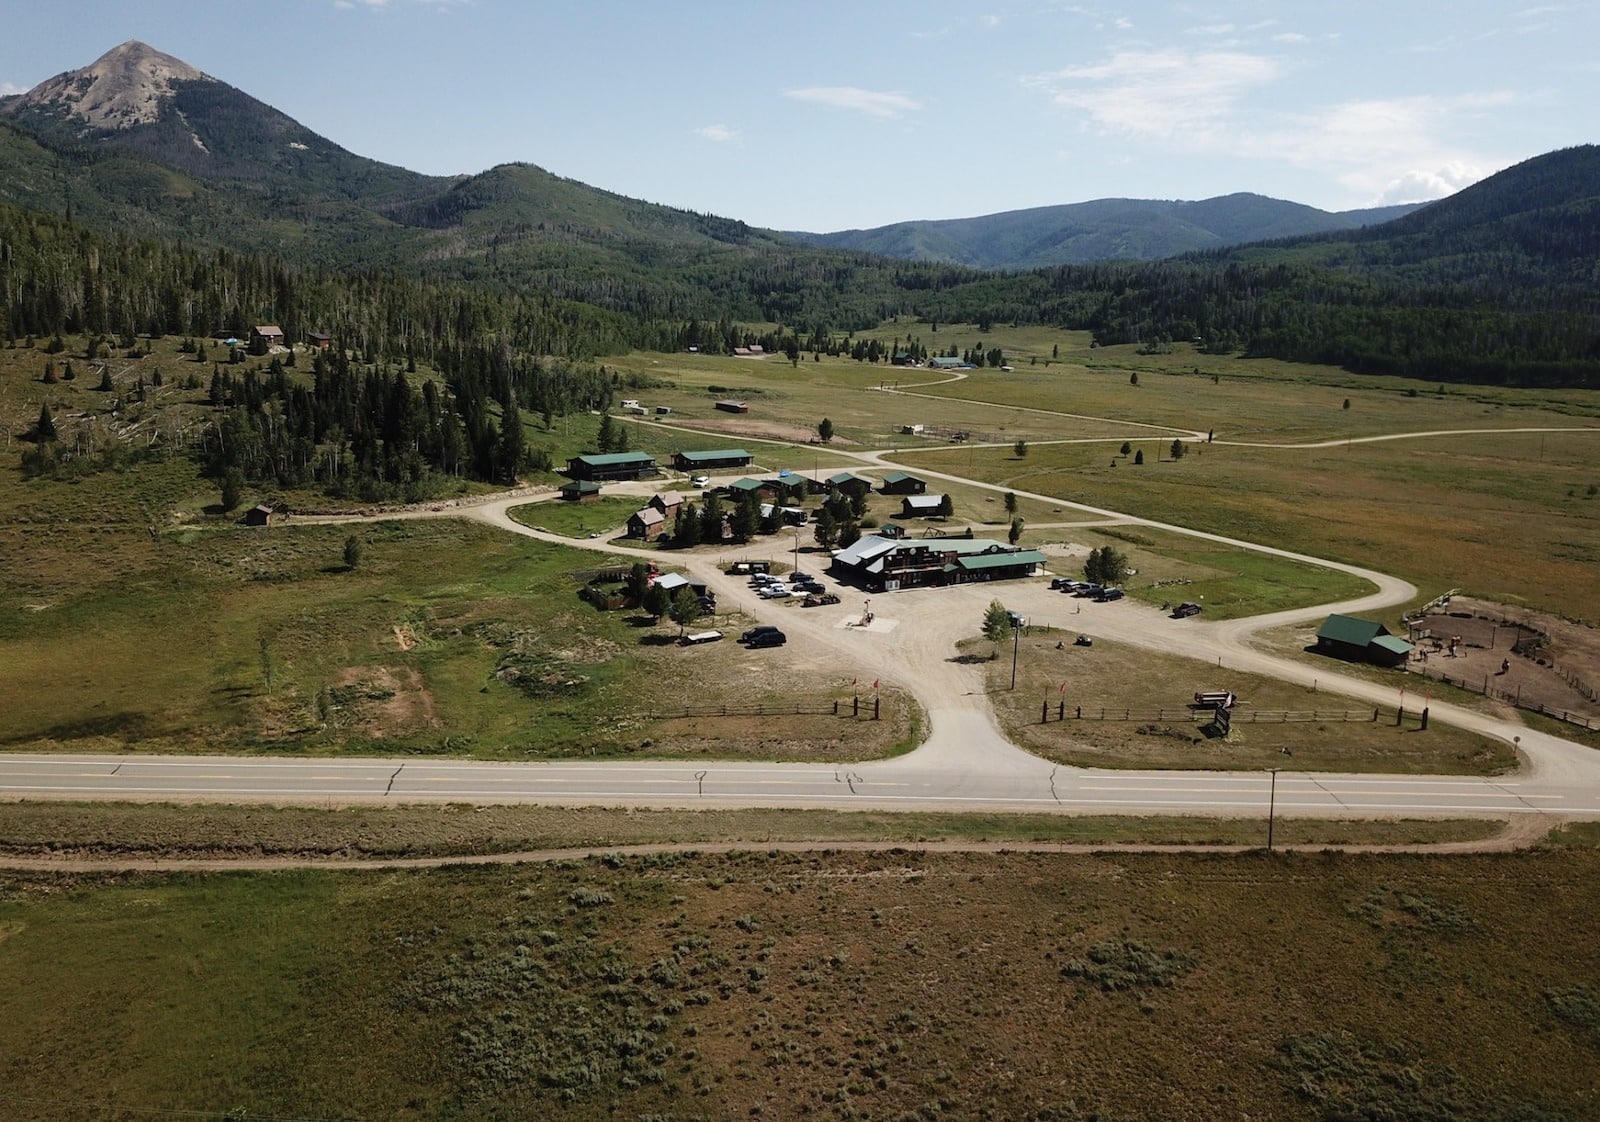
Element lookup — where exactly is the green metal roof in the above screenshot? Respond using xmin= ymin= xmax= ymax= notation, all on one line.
xmin=728 ymin=477 xmax=764 ymax=492
xmin=572 ymin=452 xmax=656 ymax=467
xmin=1371 ymin=635 xmax=1415 ymax=656
xmin=882 ymin=471 xmax=922 ymax=485
xmin=956 ymin=549 xmax=1047 ymax=571
xmin=1317 ymin=614 xmax=1386 ymax=646
xmin=677 ymin=449 xmax=751 ymax=464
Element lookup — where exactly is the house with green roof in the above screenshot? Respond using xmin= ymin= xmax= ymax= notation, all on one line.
xmin=879 ymin=471 xmax=928 ymax=496
xmin=1315 ymin=614 xmax=1414 ymax=667
xmin=672 ymin=449 xmax=753 ymax=471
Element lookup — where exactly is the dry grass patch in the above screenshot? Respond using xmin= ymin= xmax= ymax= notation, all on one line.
xmin=985 ymin=635 xmax=1514 ymax=774
xmin=0 ymin=801 xmax=1503 ymax=860
xmin=1 ymin=849 xmax=1596 ymax=1119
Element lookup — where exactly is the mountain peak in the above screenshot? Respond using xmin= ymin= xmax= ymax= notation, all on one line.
xmin=13 ymin=40 xmax=209 ymax=130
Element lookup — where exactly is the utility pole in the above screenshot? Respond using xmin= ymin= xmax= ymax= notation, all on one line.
xmin=1267 ymin=768 xmax=1280 ymax=851
xmin=1010 ymin=623 xmax=1021 ymax=690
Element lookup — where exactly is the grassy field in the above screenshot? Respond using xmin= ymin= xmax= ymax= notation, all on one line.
xmin=0 ymin=514 xmax=913 ymax=760
xmin=506 ymin=494 xmax=644 ymax=538
xmin=3 ymin=848 xmax=1598 ymax=1120
xmin=983 ymin=635 xmax=1514 ymax=774
xmin=897 ymin=427 xmax=1600 ymax=620
xmin=0 ymin=801 xmax=1502 ymax=859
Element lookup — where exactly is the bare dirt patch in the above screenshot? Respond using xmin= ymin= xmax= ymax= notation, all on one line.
xmin=330 ymin=665 xmax=439 ymax=736
xmin=1411 ymin=595 xmax=1600 ymax=725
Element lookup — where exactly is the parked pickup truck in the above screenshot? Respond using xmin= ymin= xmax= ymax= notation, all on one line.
xmin=1171 ymin=602 xmax=1203 ymax=618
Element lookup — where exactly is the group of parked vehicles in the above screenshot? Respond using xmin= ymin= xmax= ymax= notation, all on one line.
xmin=1048 ymin=577 xmax=1125 ymax=602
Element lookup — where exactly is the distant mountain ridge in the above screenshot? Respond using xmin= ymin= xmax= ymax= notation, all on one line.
xmin=789 ymin=194 xmax=1424 ymax=269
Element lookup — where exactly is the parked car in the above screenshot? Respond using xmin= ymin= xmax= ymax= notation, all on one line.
xmin=1096 ymin=588 xmax=1125 ymax=602
xmin=1074 ymin=583 xmax=1102 ymax=597
xmin=1074 ymin=634 xmax=1093 ymax=647
xmin=1049 ymin=576 xmax=1074 ymax=590
xmin=758 ymin=584 xmax=792 ymax=599
xmin=740 ymin=625 xmax=782 ymax=643
xmin=1172 ymin=602 xmax=1203 ymax=618
xmin=1007 ymin=611 xmax=1028 ymax=628
xmin=690 ymin=474 xmax=711 ymax=488
xmin=746 ymin=629 xmax=787 ymax=648
xmin=802 ymin=592 xmax=841 ymax=607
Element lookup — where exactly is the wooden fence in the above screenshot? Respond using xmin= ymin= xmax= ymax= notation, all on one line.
xmin=1040 ymin=705 xmax=1381 ymax=725
xmin=650 ymin=698 xmax=882 ymax=720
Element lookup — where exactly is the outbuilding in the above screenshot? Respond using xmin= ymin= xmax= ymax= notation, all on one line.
xmin=558 ymin=479 xmax=603 ymax=502
xmin=1315 ymin=614 xmax=1414 ymax=667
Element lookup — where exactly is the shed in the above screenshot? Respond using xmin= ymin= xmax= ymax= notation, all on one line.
xmin=715 ymin=399 xmax=749 ymax=414
xmin=306 ymin=331 xmax=332 ymax=349
xmin=242 ymin=504 xmax=274 ymax=526
xmin=559 ymin=480 xmax=603 ymax=502
xmin=1316 ymin=614 xmax=1413 ymax=667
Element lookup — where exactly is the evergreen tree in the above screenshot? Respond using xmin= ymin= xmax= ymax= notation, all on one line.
xmin=982 ymin=599 xmax=1013 ymax=655
xmin=596 ymin=412 xmax=616 ymax=453
xmin=699 ymin=491 xmax=725 ymax=543
xmin=1009 ymin=518 xmax=1024 ymax=546
xmin=1004 ymin=492 xmax=1018 ymax=516
xmin=642 ymin=581 xmax=670 ymax=621
xmin=818 ymin=417 xmax=834 ymax=443
xmin=814 ymin=508 xmax=838 ymax=550
xmin=343 ymin=535 xmax=363 ymax=570
xmin=34 ymin=402 xmax=57 ymax=442
xmin=626 ymin=562 xmax=651 ymax=605
xmin=937 ymin=493 xmax=954 ymax=518
xmin=667 ymin=587 xmax=702 ymax=634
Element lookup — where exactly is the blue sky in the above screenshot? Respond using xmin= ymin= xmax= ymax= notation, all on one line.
xmin=2 ymin=1 xmax=1594 ymax=231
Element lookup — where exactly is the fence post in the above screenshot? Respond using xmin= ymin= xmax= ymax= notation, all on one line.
xmin=1076 ymin=706 xmax=1081 ymax=719
xmin=853 ymin=694 xmax=859 ymax=717
xmin=1041 ymin=700 xmax=1049 ymax=724
xmin=1058 ymin=700 xmax=1065 ymax=721
xmin=833 ymin=699 xmax=839 ymax=715
xmin=1372 ymin=707 xmax=1379 ymax=722
xmin=874 ymin=696 xmax=880 ymax=721
xmin=1395 ymin=706 xmax=1404 ymax=727
xmin=1420 ymin=706 xmax=1429 ymax=730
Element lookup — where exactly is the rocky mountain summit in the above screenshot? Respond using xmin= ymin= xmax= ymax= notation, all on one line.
xmin=4 ymin=40 xmax=208 ymax=131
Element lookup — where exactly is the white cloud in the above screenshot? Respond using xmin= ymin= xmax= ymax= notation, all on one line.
xmin=1267 ymin=93 xmax=1517 ymax=202
xmin=1373 ymin=163 xmax=1490 ymax=205
xmin=0 ymin=81 xmax=27 ymax=96
xmin=694 ymin=124 xmax=739 ymax=143
xmin=784 ymin=86 xmax=922 ymax=119
xmin=1028 ymin=47 xmax=1514 ymax=205
xmin=1187 ymin=23 xmax=1235 ymax=36
xmin=1272 ymin=32 xmax=1308 ymax=43
xmin=1025 ymin=49 xmax=1283 ymax=139
xmin=982 ymin=14 xmax=1001 ymax=27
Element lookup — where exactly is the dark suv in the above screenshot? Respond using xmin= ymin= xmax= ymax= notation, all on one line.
xmin=745 ymin=629 xmax=787 ymax=648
